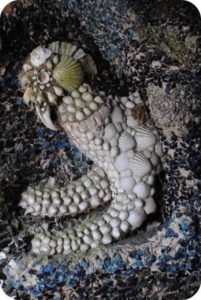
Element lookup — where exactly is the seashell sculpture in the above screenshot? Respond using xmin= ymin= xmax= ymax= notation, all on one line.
xmin=19 ymin=41 xmax=164 ymax=256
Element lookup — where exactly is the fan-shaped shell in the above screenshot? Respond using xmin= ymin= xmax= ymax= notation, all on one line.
xmin=131 ymin=153 xmax=152 ymax=178
xmin=127 ymin=115 xmax=139 ymax=129
xmin=53 ymin=57 xmax=83 ymax=92
xmin=119 ymin=131 xmax=136 ymax=152
xmin=135 ymin=125 xmax=157 ymax=150
xmin=49 ymin=41 xmax=77 ymax=57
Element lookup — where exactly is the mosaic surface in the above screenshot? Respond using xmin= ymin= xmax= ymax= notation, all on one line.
xmin=0 ymin=0 xmax=200 ymax=299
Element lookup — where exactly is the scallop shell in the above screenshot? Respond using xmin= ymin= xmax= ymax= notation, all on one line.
xmin=131 ymin=153 xmax=152 ymax=178
xmin=127 ymin=115 xmax=139 ymax=128
xmin=135 ymin=125 xmax=157 ymax=150
xmin=53 ymin=57 xmax=83 ymax=92
xmin=49 ymin=41 xmax=77 ymax=57
xmin=119 ymin=131 xmax=136 ymax=152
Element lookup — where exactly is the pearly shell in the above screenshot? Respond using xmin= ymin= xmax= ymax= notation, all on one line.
xmin=135 ymin=125 xmax=157 ymax=150
xmin=119 ymin=131 xmax=136 ymax=152
xmin=37 ymin=70 xmax=50 ymax=84
xmin=30 ymin=46 xmax=52 ymax=67
xmin=53 ymin=57 xmax=83 ymax=92
xmin=131 ymin=153 xmax=151 ymax=178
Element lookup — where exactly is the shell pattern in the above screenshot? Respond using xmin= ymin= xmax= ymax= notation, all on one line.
xmin=19 ymin=42 xmax=164 ymax=256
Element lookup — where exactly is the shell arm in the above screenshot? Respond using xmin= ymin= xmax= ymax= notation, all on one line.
xmin=19 ymin=166 xmax=112 ymax=218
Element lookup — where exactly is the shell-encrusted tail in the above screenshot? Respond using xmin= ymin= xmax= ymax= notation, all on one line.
xmin=53 ymin=57 xmax=83 ymax=92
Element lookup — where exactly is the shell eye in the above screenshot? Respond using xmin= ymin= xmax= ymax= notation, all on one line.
xmin=37 ymin=70 xmax=50 ymax=84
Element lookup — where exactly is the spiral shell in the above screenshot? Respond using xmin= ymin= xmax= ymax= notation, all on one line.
xmin=53 ymin=57 xmax=83 ymax=92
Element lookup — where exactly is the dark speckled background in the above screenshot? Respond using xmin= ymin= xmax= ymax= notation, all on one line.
xmin=0 ymin=0 xmax=201 ymax=299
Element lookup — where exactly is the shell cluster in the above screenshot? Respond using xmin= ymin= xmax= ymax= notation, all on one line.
xmin=19 ymin=42 xmax=164 ymax=256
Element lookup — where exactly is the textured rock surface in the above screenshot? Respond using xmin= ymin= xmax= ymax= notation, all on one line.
xmin=0 ymin=0 xmax=201 ymax=299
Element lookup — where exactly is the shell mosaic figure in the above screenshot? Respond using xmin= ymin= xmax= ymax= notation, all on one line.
xmin=19 ymin=42 xmax=163 ymax=256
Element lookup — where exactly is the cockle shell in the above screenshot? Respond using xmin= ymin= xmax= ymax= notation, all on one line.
xmin=30 ymin=46 xmax=52 ymax=67
xmin=135 ymin=125 xmax=157 ymax=150
xmin=53 ymin=57 xmax=83 ymax=92
xmin=119 ymin=131 xmax=136 ymax=152
xmin=131 ymin=153 xmax=151 ymax=178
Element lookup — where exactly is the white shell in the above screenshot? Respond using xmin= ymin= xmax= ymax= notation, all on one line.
xmin=144 ymin=197 xmax=157 ymax=214
xmin=133 ymin=182 xmax=151 ymax=199
xmin=102 ymin=234 xmax=112 ymax=245
xmin=104 ymin=123 xmax=117 ymax=140
xmin=23 ymin=63 xmax=32 ymax=72
xmin=127 ymin=115 xmax=139 ymax=128
xmin=119 ymin=177 xmax=135 ymax=191
xmin=127 ymin=209 xmax=146 ymax=229
xmin=53 ymin=86 xmax=63 ymax=96
xmin=119 ymin=131 xmax=136 ymax=152
xmin=131 ymin=153 xmax=151 ymax=178
xmin=30 ymin=46 xmax=52 ymax=67
xmin=135 ymin=126 xmax=157 ymax=150
xmin=115 ymin=153 xmax=130 ymax=172
xmin=120 ymin=221 xmax=130 ymax=233
xmin=74 ymin=48 xmax=86 ymax=60
xmin=47 ymin=91 xmax=57 ymax=104
xmin=150 ymin=153 xmax=160 ymax=167
xmin=36 ymin=105 xmax=59 ymax=131
xmin=111 ymin=107 xmax=124 ymax=123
